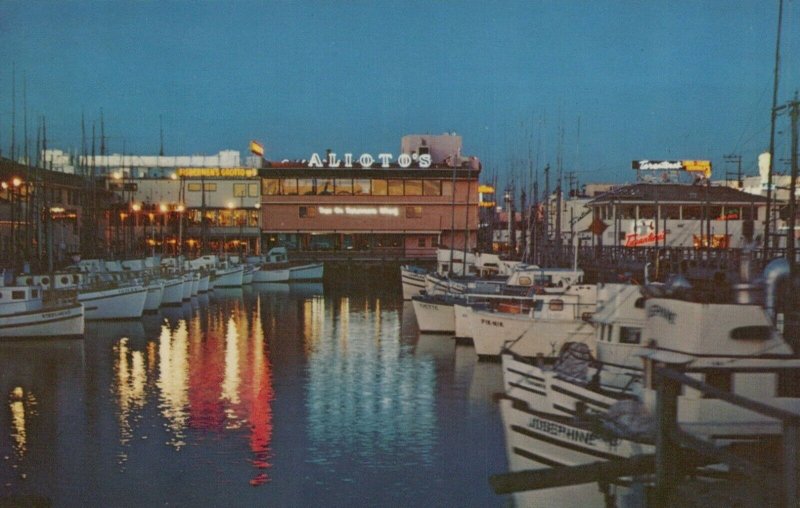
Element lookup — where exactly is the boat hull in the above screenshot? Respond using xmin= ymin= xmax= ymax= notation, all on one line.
xmin=161 ymin=278 xmax=185 ymax=306
xmin=411 ymin=297 xmax=455 ymax=333
xmin=143 ymin=282 xmax=165 ymax=312
xmin=79 ymin=286 xmax=147 ymax=320
xmin=0 ymin=302 xmax=84 ymax=338
xmin=470 ymin=310 xmax=594 ymax=358
xmin=213 ymin=265 xmax=244 ymax=287
xmin=401 ymin=266 xmax=427 ymax=300
xmin=197 ymin=274 xmax=210 ymax=293
xmin=288 ymin=263 xmax=324 ymax=281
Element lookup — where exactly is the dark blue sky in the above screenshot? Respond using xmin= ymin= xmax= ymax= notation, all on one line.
xmin=1 ymin=1 xmax=798 ymax=185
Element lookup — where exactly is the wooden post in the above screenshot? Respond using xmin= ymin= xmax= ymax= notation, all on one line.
xmin=783 ymin=421 xmax=799 ymax=507
xmin=654 ymin=363 xmax=681 ymax=506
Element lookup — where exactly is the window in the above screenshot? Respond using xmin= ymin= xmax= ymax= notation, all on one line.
xmin=233 ymin=183 xmax=247 ymax=197
xmin=417 ymin=237 xmax=426 ymax=248
xmin=335 ymin=179 xmax=353 ymax=195
xmin=188 ymin=183 xmax=202 ymax=192
xmin=639 ymin=205 xmax=657 ymax=219
xmin=730 ymin=326 xmax=772 ymax=341
xmin=299 ymin=206 xmax=317 ymax=218
xmin=282 ymin=179 xmax=298 ymax=195
xmin=605 ymin=325 xmax=613 ymax=342
xmin=405 ymin=180 xmax=423 ymax=196
xmin=423 ymin=180 xmax=441 ymax=196
xmin=204 ymin=183 xmax=216 ymax=192
xmin=619 ymin=326 xmax=642 ymax=344
xmin=662 ymin=205 xmax=680 ymax=219
xmin=12 ymin=290 xmax=25 ymax=300
xmin=617 ymin=205 xmax=636 ymax=219
xmin=298 ymin=178 xmax=315 ymax=195
xmin=262 ymin=179 xmax=281 ymax=195
xmin=353 ymin=179 xmax=371 ymax=195
xmin=317 ymin=179 xmax=334 ymax=195
xmin=548 ymin=299 xmax=564 ymax=311
xmin=248 ymin=183 xmax=259 ymax=197
xmin=431 ymin=236 xmax=439 ymax=247
xmin=31 ymin=289 xmax=38 ymax=298
xmin=406 ymin=206 xmax=423 ymax=218
xmin=388 ymin=180 xmax=404 ymax=196
xmin=372 ymin=179 xmax=387 ymax=195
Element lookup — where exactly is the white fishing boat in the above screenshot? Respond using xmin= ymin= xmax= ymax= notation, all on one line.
xmin=470 ymin=284 xmax=597 ymax=359
xmin=502 ymin=259 xmax=800 ymax=445
xmin=498 ymin=395 xmax=653 ymax=508
xmin=190 ymin=271 xmax=200 ymax=296
xmin=212 ymin=263 xmax=244 ymax=287
xmin=181 ymin=273 xmax=193 ymax=300
xmin=242 ymin=264 xmax=256 ymax=284
xmin=143 ymin=280 xmax=165 ymax=312
xmin=401 ymin=265 xmax=428 ymax=300
xmin=197 ymin=272 xmax=210 ymax=293
xmin=160 ymin=276 xmax=185 ymax=306
xmin=0 ymin=283 xmax=84 ymax=339
xmin=252 ymin=247 xmax=323 ymax=283
xmin=411 ymin=294 xmax=459 ymax=333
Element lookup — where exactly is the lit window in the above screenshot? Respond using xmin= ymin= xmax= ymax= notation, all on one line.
xmin=262 ymin=179 xmax=281 ymax=195
xmin=405 ymin=180 xmax=423 ymax=196
xmin=335 ymin=179 xmax=353 ymax=195
xmin=233 ymin=183 xmax=247 ymax=197
xmin=248 ymin=183 xmax=259 ymax=197
xmin=353 ymin=179 xmax=371 ymax=195
xmin=299 ymin=206 xmax=317 ymax=218
xmin=317 ymin=179 xmax=334 ymax=195
xmin=388 ymin=180 xmax=404 ymax=196
xmin=423 ymin=180 xmax=441 ymax=196
xmin=298 ymin=179 xmax=315 ymax=195
xmin=282 ymin=179 xmax=298 ymax=195
xmin=372 ymin=179 xmax=387 ymax=195
xmin=406 ymin=206 xmax=423 ymax=218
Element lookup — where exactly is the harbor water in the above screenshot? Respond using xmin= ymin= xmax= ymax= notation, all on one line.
xmin=0 ymin=281 xmax=508 ymax=507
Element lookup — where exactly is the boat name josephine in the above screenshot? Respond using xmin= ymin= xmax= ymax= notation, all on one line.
xmin=647 ymin=304 xmax=677 ymax=324
xmin=527 ymin=416 xmax=613 ymax=446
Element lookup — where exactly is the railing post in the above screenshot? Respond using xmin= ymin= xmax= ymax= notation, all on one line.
xmin=654 ymin=364 xmax=681 ymax=507
xmin=783 ymin=420 xmax=799 ymax=507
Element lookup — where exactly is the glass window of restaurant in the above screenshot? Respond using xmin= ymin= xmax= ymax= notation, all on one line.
xmin=405 ymin=180 xmax=423 ymax=196
xmin=662 ymin=205 xmax=680 ymax=219
xmin=639 ymin=204 xmax=657 ymax=220
xmin=372 ymin=179 xmax=388 ymax=195
xmin=388 ymin=180 xmax=404 ymax=196
xmin=262 ymin=179 xmax=281 ymax=195
xmin=353 ymin=179 xmax=371 ymax=195
xmin=683 ymin=205 xmax=702 ymax=220
xmin=317 ymin=178 xmax=334 ymax=195
xmin=282 ymin=178 xmax=298 ymax=195
xmin=423 ymin=179 xmax=441 ymax=196
xmin=617 ymin=204 xmax=636 ymax=219
xmin=298 ymin=178 xmax=315 ymax=195
xmin=335 ymin=178 xmax=353 ymax=195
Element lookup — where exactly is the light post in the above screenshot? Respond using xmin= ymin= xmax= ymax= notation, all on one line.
xmin=254 ymin=202 xmax=261 ymax=255
xmin=12 ymin=178 xmax=21 ymax=263
xmin=131 ymin=202 xmax=141 ymax=257
xmin=176 ymin=203 xmax=184 ymax=257
xmin=148 ymin=210 xmax=156 ymax=258
xmin=225 ymin=201 xmax=234 ymax=256
xmin=159 ymin=203 xmax=167 ymax=255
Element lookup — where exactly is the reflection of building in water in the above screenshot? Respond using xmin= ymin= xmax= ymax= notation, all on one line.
xmin=305 ymin=297 xmax=436 ymax=463
xmin=159 ymin=320 xmax=190 ymax=449
xmin=106 ymin=297 xmax=275 ymax=484
xmin=0 ymin=340 xmax=86 ymax=499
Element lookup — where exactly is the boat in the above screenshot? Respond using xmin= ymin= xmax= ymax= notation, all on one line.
xmin=160 ymin=276 xmax=185 ymax=306
xmin=252 ymin=247 xmax=323 ymax=283
xmin=502 ymin=258 xmax=800 ymax=448
xmin=143 ymin=279 xmax=165 ymax=312
xmin=212 ymin=262 xmax=244 ymax=287
xmin=470 ymin=283 xmax=597 ymax=359
xmin=401 ymin=265 xmax=428 ymax=300
xmin=17 ymin=271 xmax=147 ymax=320
xmin=242 ymin=264 xmax=255 ymax=284
xmin=0 ymin=282 xmax=84 ymax=339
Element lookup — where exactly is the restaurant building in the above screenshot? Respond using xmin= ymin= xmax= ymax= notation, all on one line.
xmin=258 ymin=134 xmax=481 ymax=260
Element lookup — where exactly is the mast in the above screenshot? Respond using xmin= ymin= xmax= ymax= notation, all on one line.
xmin=764 ymin=0 xmax=784 ymax=256
xmin=448 ymin=154 xmax=456 ymax=275
xmin=43 ymin=117 xmax=53 ymax=274
xmin=10 ymin=62 xmax=16 ymax=161
xmin=462 ymin=164 xmax=471 ymax=276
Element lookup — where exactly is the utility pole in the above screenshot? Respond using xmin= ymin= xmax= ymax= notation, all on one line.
xmin=764 ymin=0 xmax=785 ymax=257
xmin=723 ymin=154 xmax=743 ymax=188
xmin=785 ymin=92 xmax=799 ymax=353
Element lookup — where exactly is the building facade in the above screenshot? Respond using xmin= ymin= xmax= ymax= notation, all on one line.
xmin=259 ymin=135 xmax=481 ymax=260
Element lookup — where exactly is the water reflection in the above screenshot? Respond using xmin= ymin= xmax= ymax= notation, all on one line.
xmin=305 ymin=295 xmax=437 ymax=467
xmin=1 ymin=280 xmax=506 ymax=505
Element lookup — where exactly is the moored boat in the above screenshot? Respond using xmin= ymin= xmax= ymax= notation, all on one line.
xmin=0 ymin=283 xmax=84 ymax=339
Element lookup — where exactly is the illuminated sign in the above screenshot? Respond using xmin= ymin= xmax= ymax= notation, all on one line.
xmin=176 ymin=168 xmax=258 ymax=178
xmin=48 ymin=207 xmax=78 ymax=221
xmin=318 ymin=206 xmax=399 ymax=217
xmin=307 ymin=152 xmax=432 ymax=169
xmin=625 ymin=219 xmax=666 ymax=247
xmin=632 ymin=160 xmax=712 ymax=177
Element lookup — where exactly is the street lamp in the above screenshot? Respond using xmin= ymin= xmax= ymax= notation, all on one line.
xmin=225 ymin=201 xmax=234 ymax=255
xmin=159 ymin=203 xmax=168 ymax=255
xmin=131 ymin=202 xmax=141 ymax=256
xmin=176 ymin=203 xmax=185 ymax=256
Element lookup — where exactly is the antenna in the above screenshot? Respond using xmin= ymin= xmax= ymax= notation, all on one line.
xmin=159 ymin=114 xmax=164 ymax=156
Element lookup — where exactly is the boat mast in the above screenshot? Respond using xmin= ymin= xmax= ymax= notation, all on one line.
xmin=764 ymin=0 xmax=784 ymax=257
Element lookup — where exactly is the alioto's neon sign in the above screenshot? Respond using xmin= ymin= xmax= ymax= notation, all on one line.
xmin=308 ymin=152 xmax=432 ymax=169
